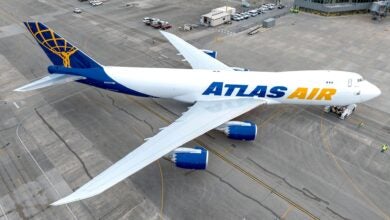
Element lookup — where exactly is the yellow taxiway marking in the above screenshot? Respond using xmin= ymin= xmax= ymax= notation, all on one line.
xmin=320 ymin=113 xmax=390 ymax=220
xmin=280 ymin=205 xmax=294 ymax=220
xmin=129 ymin=97 xmax=319 ymax=220
xmin=102 ymin=96 xmax=166 ymax=219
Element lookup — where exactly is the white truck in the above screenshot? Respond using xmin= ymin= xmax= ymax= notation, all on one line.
xmin=324 ymin=104 xmax=357 ymax=120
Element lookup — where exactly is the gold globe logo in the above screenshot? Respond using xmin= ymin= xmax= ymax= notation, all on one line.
xmin=26 ymin=22 xmax=78 ymax=68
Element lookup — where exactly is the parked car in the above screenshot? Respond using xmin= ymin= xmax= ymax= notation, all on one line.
xmin=90 ymin=0 xmax=103 ymax=6
xmin=73 ymin=8 xmax=82 ymax=13
xmin=234 ymin=15 xmax=243 ymax=21
xmin=278 ymin=4 xmax=285 ymax=9
xmin=249 ymin=9 xmax=258 ymax=16
xmin=160 ymin=21 xmax=172 ymax=30
xmin=151 ymin=20 xmax=162 ymax=28
xmin=143 ymin=17 xmax=158 ymax=25
xmin=143 ymin=17 xmax=151 ymax=24
xmin=232 ymin=15 xmax=240 ymax=21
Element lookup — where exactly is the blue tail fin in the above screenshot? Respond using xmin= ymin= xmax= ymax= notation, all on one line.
xmin=24 ymin=22 xmax=102 ymax=69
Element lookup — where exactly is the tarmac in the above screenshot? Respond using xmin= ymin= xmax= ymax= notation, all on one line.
xmin=0 ymin=0 xmax=390 ymax=219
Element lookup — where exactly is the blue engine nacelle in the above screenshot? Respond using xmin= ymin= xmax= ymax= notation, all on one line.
xmin=201 ymin=49 xmax=218 ymax=59
xmin=170 ymin=146 xmax=208 ymax=170
xmin=216 ymin=121 xmax=257 ymax=141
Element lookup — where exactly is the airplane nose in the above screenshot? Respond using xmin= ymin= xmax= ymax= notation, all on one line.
xmin=370 ymin=83 xmax=381 ymax=97
xmin=366 ymin=82 xmax=381 ymax=100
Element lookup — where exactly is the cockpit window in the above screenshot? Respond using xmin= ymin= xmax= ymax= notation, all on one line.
xmin=357 ymin=78 xmax=363 ymax=82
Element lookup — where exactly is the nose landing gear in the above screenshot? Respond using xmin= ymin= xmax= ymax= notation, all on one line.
xmin=323 ymin=104 xmax=357 ymax=120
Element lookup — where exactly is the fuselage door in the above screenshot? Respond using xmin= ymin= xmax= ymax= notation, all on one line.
xmin=348 ymin=79 xmax=352 ymax=87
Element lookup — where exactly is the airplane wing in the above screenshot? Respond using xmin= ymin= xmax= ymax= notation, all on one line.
xmin=160 ymin=31 xmax=232 ymax=71
xmin=51 ymin=98 xmax=265 ymax=205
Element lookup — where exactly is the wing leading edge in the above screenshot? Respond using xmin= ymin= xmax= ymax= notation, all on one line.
xmin=14 ymin=74 xmax=85 ymax=92
xmin=51 ymin=98 xmax=265 ymax=206
xmin=160 ymin=31 xmax=232 ymax=71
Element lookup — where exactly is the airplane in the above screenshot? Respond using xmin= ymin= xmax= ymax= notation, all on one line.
xmin=15 ymin=22 xmax=381 ymax=206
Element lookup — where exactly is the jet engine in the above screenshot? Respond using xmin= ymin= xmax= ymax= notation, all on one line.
xmin=201 ymin=49 xmax=218 ymax=59
xmin=216 ymin=121 xmax=257 ymax=141
xmin=169 ymin=146 xmax=208 ymax=170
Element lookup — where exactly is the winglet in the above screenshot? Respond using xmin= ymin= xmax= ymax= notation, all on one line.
xmin=51 ymin=196 xmax=79 ymax=206
xmin=51 ymin=191 xmax=94 ymax=206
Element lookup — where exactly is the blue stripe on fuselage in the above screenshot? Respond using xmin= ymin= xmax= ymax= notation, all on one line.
xmin=48 ymin=65 xmax=152 ymax=97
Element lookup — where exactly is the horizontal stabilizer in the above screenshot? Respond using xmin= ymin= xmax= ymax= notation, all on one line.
xmin=14 ymin=74 xmax=85 ymax=92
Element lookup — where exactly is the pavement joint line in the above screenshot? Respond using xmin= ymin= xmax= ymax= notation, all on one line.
xmin=16 ymin=123 xmax=77 ymax=220
xmin=280 ymin=204 xmax=293 ymax=220
xmin=128 ymin=97 xmax=319 ymax=220
xmin=205 ymin=169 xmax=280 ymax=218
xmin=0 ymin=199 xmax=8 ymax=220
xmin=258 ymin=107 xmax=286 ymax=129
xmin=13 ymin=88 xmax=90 ymax=219
xmin=107 ymin=94 xmax=166 ymax=219
xmin=34 ymin=108 xmax=93 ymax=179
xmin=13 ymin=102 xmax=19 ymax=109
xmin=200 ymin=141 xmax=319 ymax=220
xmin=157 ymin=160 xmax=165 ymax=220
xmin=0 ymin=7 xmax=22 ymax=27
xmin=320 ymin=113 xmax=390 ymax=220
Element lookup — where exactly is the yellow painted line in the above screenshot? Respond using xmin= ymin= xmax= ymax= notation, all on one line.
xmin=129 ymin=97 xmax=319 ymax=220
xmin=344 ymin=116 xmax=364 ymax=127
xmin=198 ymin=139 xmax=318 ymax=220
xmin=280 ymin=205 xmax=294 ymax=220
xmin=320 ymin=114 xmax=390 ymax=220
xmin=100 ymin=96 xmax=166 ymax=218
xmin=221 ymin=145 xmax=235 ymax=157
xmin=258 ymin=108 xmax=285 ymax=128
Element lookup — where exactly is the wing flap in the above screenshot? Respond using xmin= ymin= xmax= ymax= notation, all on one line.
xmin=51 ymin=98 xmax=265 ymax=206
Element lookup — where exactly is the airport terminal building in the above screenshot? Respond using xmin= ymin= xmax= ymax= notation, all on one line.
xmin=294 ymin=0 xmax=373 ymax=14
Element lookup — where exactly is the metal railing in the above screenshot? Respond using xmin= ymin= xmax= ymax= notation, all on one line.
xmin=294 ymin=0 xmax=372 ymax=12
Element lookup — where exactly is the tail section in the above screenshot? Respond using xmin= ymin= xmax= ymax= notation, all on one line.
xmin=15 ymin=22 xmax=103 ymax=92
xmin=17 ymin=22 xmax=148 ymax=96
xmin=24 ymin=22 xmax=102 ymax=68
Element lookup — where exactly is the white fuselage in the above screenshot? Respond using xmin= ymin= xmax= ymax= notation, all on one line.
xmin=105 ymin=67 xmax=381 ymax=106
